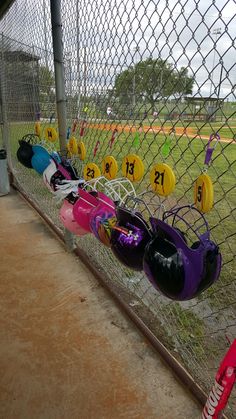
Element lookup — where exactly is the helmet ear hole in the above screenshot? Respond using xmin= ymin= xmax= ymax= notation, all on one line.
xmin=191 ymin=241 xmax=201 ymax=250
xmin=192 ymin=247 xmax=221 ymax=297
xmin=143 ymin=236 xmax=185 ymax=297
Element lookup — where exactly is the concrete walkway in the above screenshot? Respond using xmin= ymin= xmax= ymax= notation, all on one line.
xmin=0 ymin=190 xmax=201 ymax=419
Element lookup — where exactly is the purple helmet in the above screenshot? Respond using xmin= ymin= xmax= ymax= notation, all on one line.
xmin=143 ymin=205 xmax=222 ymax=301
xmin=110 ymin=205 xmax=152 ymax=271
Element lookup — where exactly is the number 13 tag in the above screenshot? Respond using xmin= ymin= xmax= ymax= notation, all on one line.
xmin=150 ymin=163 xmax=176 ymax=196
xmin=122 ymin=154 xmax=144 ymax=182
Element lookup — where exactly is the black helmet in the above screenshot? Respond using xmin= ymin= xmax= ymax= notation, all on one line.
xmin=16 ymin=133 xmax=39 ymax=168
xmin=143 ymin=206 xmax=222 ymax=301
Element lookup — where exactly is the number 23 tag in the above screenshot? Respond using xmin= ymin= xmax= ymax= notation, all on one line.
xmin=83 ymin=162 xmax=101 ymax=180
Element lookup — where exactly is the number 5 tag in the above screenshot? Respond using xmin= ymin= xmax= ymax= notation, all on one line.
xmin=194 ymin=173 xmax=214 ymax=213
xmin=193 ymin=133 xmax=219 ymax=213
xmin=150 ymin=163 xmax=176 ymax=196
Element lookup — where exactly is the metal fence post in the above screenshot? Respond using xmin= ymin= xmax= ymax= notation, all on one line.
xmin=50 ymin=0 xmax=74 ymax=251
xmin=0 ymin=33 xmax=12 ymax=171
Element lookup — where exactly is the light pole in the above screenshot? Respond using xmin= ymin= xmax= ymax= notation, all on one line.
xmin=210 ymin=27 xmax=222 ymax=97
xmin=76 ymin=1 xmax=81 ymax=118
xmin=65 ymin=52 xmax=72 ymax=119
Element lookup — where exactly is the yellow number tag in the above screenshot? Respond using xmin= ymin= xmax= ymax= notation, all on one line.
xmin=194 ymin=173 xmax=214 ymax=213
xmin=35 ymin=122 xmax=41 ymax=137
xmin=150 ymin=163 xmax=176 ymax=196
xmin=101 ymin=156 xmax=118 ymax=180
xmin=45 ymin=127 xmax=58 ymax=142
xmin=122 ymin=154 xmax=144 ymax=182
xmin=67 ymin=137 xmax=78 ymax=156
xmin=77 ymin=140 xmax=86 ymax=161
xmin=83 ymin=163 xmax=101 ymax=180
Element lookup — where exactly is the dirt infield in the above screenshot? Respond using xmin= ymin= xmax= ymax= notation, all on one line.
xmin=87 ymin=122 xmax=194 ymax=136
xmin=87 ymin=122 xmax=234 ymax=143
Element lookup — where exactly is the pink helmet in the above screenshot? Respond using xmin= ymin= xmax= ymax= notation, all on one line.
xmin=59 ymin=194 xmax=88 ymax=236
xmin=89 ymin=191 xmax=117 ymax=247
xmin=72 ymin=188 xmax=99 ymax=232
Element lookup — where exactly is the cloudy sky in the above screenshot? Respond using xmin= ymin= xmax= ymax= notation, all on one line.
xmin=1 ymin=0 xmax=236 ymax=99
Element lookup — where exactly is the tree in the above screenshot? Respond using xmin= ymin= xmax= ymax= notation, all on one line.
xmin=39 ymin=66 xmax=55 ymax=95
xmin=113 ymin=57 xmax=194 ymax=111
xmin=38 ymin=66 xmax=55 ymax=115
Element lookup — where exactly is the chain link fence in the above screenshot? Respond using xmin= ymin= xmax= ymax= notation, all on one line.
xmin=1 ymin=0 xmax=236 ymax=416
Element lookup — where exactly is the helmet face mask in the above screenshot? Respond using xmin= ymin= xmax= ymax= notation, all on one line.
xmin=103 ymin=178 xmax=136 ymax=205
xmin=143 ymin=205 xmax=222 ymax=300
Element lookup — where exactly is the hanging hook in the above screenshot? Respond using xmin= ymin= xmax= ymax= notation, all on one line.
xmin=204 ymin=132 xmax=220 ymax=166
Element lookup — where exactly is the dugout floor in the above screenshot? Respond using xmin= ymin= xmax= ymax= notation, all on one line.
xmin=0 ymin=189 xmax=201 ymax=419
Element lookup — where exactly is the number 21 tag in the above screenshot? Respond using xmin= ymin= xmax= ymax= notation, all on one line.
xmin=150 ymin=163 xmax=176 ymax=196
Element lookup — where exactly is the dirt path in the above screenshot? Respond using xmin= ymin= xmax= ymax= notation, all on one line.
xmin=87 ymin=121 xmax=235 ymax=144
xmin=0 ymin=190 xmax=201 ymax=419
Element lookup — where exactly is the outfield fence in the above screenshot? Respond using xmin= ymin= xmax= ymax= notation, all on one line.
xmin=0 ymin=0 xmax=236 ymax=416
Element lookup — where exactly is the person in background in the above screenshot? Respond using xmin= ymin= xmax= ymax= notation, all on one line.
xmin=107 ymin=106 xmax=113 ymax=119
xmin=153 ymin=110 xmax=158 ymax=118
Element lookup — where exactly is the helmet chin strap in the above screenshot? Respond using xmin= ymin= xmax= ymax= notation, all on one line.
xmin=54 ymin=179 xmax=85 ymax=202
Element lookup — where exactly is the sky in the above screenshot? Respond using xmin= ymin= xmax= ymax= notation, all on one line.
xmin=1 ymin=0 xmax=236 ymax=100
